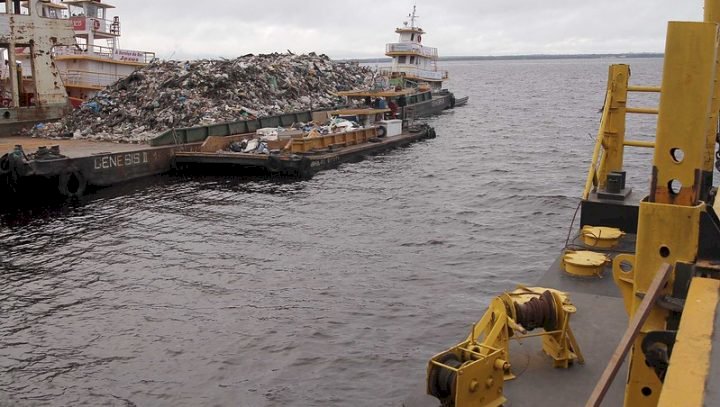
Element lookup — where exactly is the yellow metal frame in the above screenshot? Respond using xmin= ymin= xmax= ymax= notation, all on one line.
xmin=610 ymin=18 xmax=719 ymax=406
xmin=290 ymin=127 xmax=379 ymax=153
xmin=657 ymin=278 xmax=720 ymax=407
xmin=582 ymin=66 xmax=662 ymax=199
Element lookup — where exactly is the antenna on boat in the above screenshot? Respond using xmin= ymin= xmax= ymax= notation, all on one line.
xmin=408 ymin=5 xmax=419 ymax=29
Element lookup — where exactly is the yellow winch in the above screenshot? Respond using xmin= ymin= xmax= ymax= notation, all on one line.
xmin=426 ymin=287 xmax=583 ymax=407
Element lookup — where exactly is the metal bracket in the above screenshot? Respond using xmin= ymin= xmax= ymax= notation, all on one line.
xmin=633 ymin=293 xmax=685 ymax=312
xmin=641 ymin=330 xmax=677 ymax=382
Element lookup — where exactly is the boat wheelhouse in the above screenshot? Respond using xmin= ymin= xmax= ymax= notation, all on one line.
xmin=53 ymin=0 xmax=155 ymax=105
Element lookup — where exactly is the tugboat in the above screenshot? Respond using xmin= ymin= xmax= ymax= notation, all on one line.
xmin=338 ymin=6 xmax=467 ymax=120
xmin=417 ymin=1 xmax=720 ymax=406
xmin=0 ymin=0 xmax=155 ymax=134
xmin=0 ymin=0 xmax=76 ymax=134
xmin=13 ymin=0 xmax=155 ymax=107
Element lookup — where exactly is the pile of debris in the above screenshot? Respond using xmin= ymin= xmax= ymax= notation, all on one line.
xmin=32 ymin=53 xmax=373 ymax=143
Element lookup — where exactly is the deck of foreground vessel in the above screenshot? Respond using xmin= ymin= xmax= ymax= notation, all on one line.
xmin=0 ymin=137 xmax=161 ymax=157
xmin=405 ymin=236 xmax=636 ymax=406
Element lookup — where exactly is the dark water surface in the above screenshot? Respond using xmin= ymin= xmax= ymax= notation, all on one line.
xmin=1 ymin=58 xmax=665 ymax=406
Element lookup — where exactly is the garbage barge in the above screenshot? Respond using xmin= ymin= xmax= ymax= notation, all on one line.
xmin=0 ymin=109 xmax=436 ymax=199
xmin=174 ymin=109 xmax=436 ymax=178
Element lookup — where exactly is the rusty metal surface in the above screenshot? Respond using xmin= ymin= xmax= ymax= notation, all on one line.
xmin=1 ymin=0 xmax=77 ymax=134
xmin=0 ymin=1 xmax=76 ymax=106
xmin=1 ymin=137 xmax=202 ymax=197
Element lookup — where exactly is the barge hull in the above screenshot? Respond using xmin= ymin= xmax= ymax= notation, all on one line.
xmin=403 ymin=94 xmax=452 ymax=119
xmin=1 ymin=137 xmax=199 ymax=198
xmin=174 ymin=126 xmax=436 ymax=178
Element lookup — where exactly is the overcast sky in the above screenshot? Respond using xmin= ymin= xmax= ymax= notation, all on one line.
xmin=110 ymin=1 xmax=704 ymax=60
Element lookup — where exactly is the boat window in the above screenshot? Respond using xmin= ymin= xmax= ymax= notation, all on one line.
xmin=398 ymin=56 xmax=406 ymax=64
xmin=4 ymin=0 xmax=30 ymax=15
xmin=87 ymin=4 xmax=100 ymax=18
xmin=411 ymin=33 xmax=415 ymax=41
xmin=68 ymin=5 xmax=84 ymax=17
xmin=409 ymin=56 xmax=415 ymax=64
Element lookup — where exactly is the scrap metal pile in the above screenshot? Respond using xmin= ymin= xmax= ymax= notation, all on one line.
xmin=31 ymin=53 xmax=373 ymax=143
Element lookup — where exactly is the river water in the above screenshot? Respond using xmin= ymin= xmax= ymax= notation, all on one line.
xmin=0 ymin=58 xmax=666 ymax=406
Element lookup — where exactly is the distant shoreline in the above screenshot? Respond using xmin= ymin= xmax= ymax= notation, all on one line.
xmin=346 ymin=53 xmax=663 ymax=63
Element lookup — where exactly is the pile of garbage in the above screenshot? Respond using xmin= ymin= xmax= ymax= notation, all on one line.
xmin=31 ymin=53 xmax=373 ymax=143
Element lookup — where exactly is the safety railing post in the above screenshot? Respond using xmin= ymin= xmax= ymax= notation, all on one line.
xmin=597 ymin=64 xmax=629 ymax=191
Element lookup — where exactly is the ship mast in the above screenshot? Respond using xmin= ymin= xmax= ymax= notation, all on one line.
xmin=408 ymin=5 xmax=418 ymax=29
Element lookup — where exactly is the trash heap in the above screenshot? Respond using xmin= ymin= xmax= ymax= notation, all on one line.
xmin=32 ymin=53 xmax=373 ymax=143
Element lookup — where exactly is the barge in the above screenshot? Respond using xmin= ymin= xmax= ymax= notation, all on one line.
xmin=413 ymin=2 xmax=720 ymax=407
xmin=0 ymin=109 xmax=436 ymax=198
xmin=174 ymin=114 xmax=436 ymax=178
xmin=0 ymin=136 xmax=189 ymax=198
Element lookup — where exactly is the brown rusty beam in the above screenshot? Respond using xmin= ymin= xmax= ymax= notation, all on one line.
xmin=585 ymin=263 xmax=672 ymax=407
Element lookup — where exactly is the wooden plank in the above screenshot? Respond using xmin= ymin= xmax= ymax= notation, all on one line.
xmin=585 ymin=263 xmax=672 ymax=407
xmin=330 ymin=108 xmax=389 ymax=116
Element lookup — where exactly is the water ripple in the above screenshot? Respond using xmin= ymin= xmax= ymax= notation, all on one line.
xmin=0 ymin=58 xmax=667 ymax=406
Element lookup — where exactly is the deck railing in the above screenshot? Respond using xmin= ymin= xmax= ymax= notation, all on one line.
xmin=379 ymin=67 xmax=448 ymax=81
xmin=583 ymin=64 xmax=661 ymax=199
xmin=60 ymin=69 xmax=126 ymax=88
xmin=386 ymin=43 xmax=438 ymax=59
xmin=55 ymin=45 xmax=155 ymax=64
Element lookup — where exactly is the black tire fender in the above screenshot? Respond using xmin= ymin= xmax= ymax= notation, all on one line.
xmin=298 ymin=157 xmax=314 ymax=179
xmin=267 ymin=155 xmax=282 ymax=173
xmin=376 ymin=125 xmax=387 ymax=138
xmin=58 ymin=169 xmax=87 ymax=197
xmin=0 ymin=154 xmax=9 ymax=175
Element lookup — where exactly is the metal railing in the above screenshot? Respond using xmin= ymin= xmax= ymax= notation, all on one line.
xmin=582 ymin=65 xmax=661 ymax=199
xmin=60 ymin=69 xmax=125 ymax=88
xmin=386 ymin=43 xmax=438 ymax=59
xmin=55 ymin=45 xmax=155 ymax=64
xmin=379 ymin=67 xmax=448 ymax=81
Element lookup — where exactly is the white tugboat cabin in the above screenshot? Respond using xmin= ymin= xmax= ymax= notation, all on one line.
xmin=54 ymin=0 xmax=155 ymax=106
xmin=384 ymin=6 xmax=448 ymax=91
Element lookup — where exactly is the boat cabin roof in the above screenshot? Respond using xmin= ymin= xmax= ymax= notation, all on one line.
xmin=22 ymin=0 xmax=68 ymax=9
xmin=337 ymin=89 xmax=416 ymax=98
xmin=63 ymin=0 xmax=115 ymax=8
xmin=395 ymin=27 xmax=425 ymax=35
